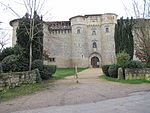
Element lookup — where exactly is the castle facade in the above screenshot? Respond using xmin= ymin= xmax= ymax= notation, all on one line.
xmin=11 ymin=13 xmax=117 ymax=68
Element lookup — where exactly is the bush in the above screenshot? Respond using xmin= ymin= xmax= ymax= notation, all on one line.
xmin=41 ymin=65 xmax=52 ymax=79
xmin=116 ymin=51 xmax=130 ymax=68
xmin=0 ymin=47 xmax=14 ymax=61
xmin=102 ymin=65 xmax=110 ymax=77
xmin=32 ymin=59 xmax=43 ymax=71
xmin=32 ymin=60 xmax=56 ymax=80
xmin=144 ymin=63 xmax=150 ymax=68
xmin=41 ymin=65 xmax=56 ymax=80
xmin=127 ymin=60 xmax=144 ymax=68
xmin=0 ymin=63 xmax=2 ymax=73
xmin=47 ymin=65 xmax=56 ymax=74
xmin=108 ymin=65 xmax=119 ymax=78
xmin=31 ymin=59 xmax=44 ymax=79
xmin=1 ymin=55 xmax=19 ymax=72
xmin=1 ymin=55 xmax=28 ymax=72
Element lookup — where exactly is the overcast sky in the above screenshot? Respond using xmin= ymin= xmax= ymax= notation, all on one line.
xmin=0 ymin=0 xmax=134 ymax=47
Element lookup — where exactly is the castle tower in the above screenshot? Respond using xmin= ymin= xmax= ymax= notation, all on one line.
xmin=70 ymin=14 xmax=117 ymax=68
xmin=70 ymin=16 xmax=88 ymax=67
xmin=100 ymin=13 xmax=117 ymax=65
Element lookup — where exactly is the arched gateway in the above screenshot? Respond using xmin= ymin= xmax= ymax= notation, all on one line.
xmin=89 ymin=53 xmax=101 ymax=68
xmin=91 ymin=56 xmax=100 ymax=68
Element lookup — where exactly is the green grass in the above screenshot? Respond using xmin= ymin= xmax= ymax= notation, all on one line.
xmin=99 ymin=75 xmax=150 ymax=84
xmin=53 ymin=68 xmax=87 ymax=78
xmin=0 ymin=79 xmax=55 ymax=102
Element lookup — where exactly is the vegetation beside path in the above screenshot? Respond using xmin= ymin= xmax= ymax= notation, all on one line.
xmin=0 ymin=68 xmax=86 ymax=102
xmin=99 ymin=75 xmax=150 ymax=84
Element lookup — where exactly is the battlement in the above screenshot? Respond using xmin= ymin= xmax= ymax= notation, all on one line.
xmin=46 ymin=21 xmax=71 ymax=30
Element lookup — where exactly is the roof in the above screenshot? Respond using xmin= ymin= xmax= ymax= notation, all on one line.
xmin=70 ymin=13 xmax=117 ymax=20
xmin=9 ymin=19 xmax=20 ymax=26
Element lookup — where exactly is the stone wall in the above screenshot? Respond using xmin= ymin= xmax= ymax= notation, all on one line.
xmin=10 ymin=13 xmax=117 ymax=68
xmin=118 ymin=68 xmax=150 ymax=80
xmin=0 ymin=69 xmax=41 ymax=90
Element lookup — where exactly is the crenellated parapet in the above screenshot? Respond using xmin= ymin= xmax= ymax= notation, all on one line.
xmin=45 ymin=21 xmax=71 ymax=34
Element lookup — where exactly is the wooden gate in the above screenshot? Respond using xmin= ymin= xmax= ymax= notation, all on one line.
xmin=91 ymin=56 xmax=100 ymax=68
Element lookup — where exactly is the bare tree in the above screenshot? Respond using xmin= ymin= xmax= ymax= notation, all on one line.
xmin=0 ymin=22 xmax=10 ymax=52
xmin=0 ymin=31 xmax=9 ymax=52
xmin=0 ymin=0 xmax=48 ymax=70
xmin=132 ymin=0 xmax=150 ymax=64
xmin=132 ymin=0 xmax=150 ymax=18
xmin=133 ymin=19 xmax=150 ymax=63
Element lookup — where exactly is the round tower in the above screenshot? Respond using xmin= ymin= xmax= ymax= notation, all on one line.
xmin=70 ymin=16 xmax=88 ymax=67
xmin=101 ymin=13 xmax=117 ymax=65
xmin=10 ymin=19 xmax=19 ymax=46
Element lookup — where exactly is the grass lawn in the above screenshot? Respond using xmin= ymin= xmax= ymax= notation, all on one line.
xmin=99 ymin=75 xmax=150 ymax=84
xmin=0 ymin=68 xmax=86 ymax=102
xmin=53 ymin=68 xmax=87 ymax=78
xmin=0 ymin=79 xmax=55 ymax=102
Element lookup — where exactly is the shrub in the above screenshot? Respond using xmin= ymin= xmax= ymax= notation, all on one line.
xmin=31 ymin=59 xmax=43 ymax=71
xmin=127 ymin=60 xmax=144 ymax=68
xmin=0 ymin=63 xmax=2 ymax=73
xmin=102 ymin=65 xmax=110 ymax=77
xmin=41 ymin=65 xmax=52 ymax=80
xmin=47 ymin=65 xmax=57 ymax=74
xmin=31 ymin=59 xmax=43 ymax=78
xmin=1 ymin=55 xmax=19 ymax=72
xmin=41 ymin=65 xmax=56 ymax=80
xmin=32 ymin=60 xmax=56 ymax=80
xmin=116 ymin=51 xmax=130 ymax=79
xmin=144 ymin=63 xmax=150 ymax=68
xmin=0 ymin=47 xmax=14 ymax=61
xmin=1 ymin=55 xmax=28 ymax=72
xmin=116 ymin=51 xmax=130 ymax=68
xmin=108 ymin=64 xmax=119 ymax=78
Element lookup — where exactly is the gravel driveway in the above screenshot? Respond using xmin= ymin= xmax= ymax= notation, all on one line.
xmin=0 ymin=68 xmax=150 ymax=113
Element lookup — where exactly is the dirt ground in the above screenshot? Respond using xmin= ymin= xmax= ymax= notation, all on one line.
xmin=0 ymin=68 xmax=150 ymax=113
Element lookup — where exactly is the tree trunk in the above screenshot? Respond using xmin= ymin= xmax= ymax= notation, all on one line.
xmin=122 ymin=67 xmax=125 ymax=80
xmin=29 ymin=41 xmax=32 ymax=71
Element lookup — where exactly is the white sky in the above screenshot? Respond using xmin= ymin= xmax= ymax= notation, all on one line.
xmin=0 ymin=0 xmax=134 ymax=47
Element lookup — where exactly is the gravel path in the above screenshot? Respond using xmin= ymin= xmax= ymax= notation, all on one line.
xmin=0 ymin=68 xmax=150 ymax=113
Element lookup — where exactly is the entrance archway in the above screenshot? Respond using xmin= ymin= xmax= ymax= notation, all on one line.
xmin=91 ymin=56 xmax=100 ymax=68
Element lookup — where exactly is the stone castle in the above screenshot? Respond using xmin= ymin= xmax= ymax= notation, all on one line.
xmin=10 ymin=13 xmax=117 ymax=68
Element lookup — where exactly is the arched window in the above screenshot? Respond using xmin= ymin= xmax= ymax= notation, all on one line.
xmin=77 ymin=29 xmax=80 ymax=34
xmin=93 ymin=42 xmax=97 ymax=48
xmin=105 ymin=27 xmax=109 ymax=32
xmin=92 ymin=30 xmax=96 ymax=35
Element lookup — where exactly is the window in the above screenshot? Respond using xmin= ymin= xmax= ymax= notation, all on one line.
xmin=92 ymin=30 xmax=96 ymax=35
xmin=82 ymin=54 xmax=84 ymax=58
xmin=106 ymin=27 xmax=109 ymax=32
xmin=93 ymin=42 xmax=97 ymax=48
xmin=49 ymin=58 xmax=55 ymax=62
xmin=77 ymin=28 xmax=81 ymax=34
